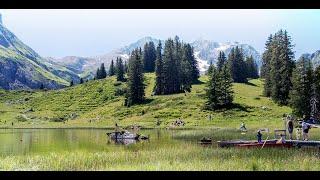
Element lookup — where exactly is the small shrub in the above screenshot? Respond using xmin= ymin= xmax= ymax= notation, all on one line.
xmin=115 ymin=87 xmax=127 ymax=96
xmin=113 ymin=82 xmax=122 ymax=86
xmin=97 ymin=87 xmax=103 ymax=93
xmin=254 ymin=97 xmax=261 ymax=100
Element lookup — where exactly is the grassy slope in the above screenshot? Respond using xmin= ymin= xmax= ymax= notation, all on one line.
xmin=0 ymin=73 xmax=291 ymax=130
xmin=0 ymin=47 xmax=69 ymax=86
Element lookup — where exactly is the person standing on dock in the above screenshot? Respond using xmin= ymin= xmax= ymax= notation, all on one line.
xmin=257 ymin=130 xmax=262 ymax=144
xmin=302 ymin=121 xmax=311 ymax=141
xmin=287 ymin=118 xmax=294 ymax=140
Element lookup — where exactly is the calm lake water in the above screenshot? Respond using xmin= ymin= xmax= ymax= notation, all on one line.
xmin=0 ymin=128 xmax=258 ymax=156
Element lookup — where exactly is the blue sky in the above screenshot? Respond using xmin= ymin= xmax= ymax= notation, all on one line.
xmin=0 ymin=9 xmax=319 ymax=58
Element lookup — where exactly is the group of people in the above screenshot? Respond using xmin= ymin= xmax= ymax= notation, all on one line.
xmin=286 ymin=114 xmax=318 ymax=141
xmin=253 ymin=114 xmax=318 ymax=143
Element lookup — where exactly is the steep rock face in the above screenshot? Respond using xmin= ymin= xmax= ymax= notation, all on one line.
xmin=0 ymin=18 xmax=70 ymax=90
xmin=302 ymin=50 xmax=320 ymax=68
xmin=0 ymin=57 xmax=64 ymax=90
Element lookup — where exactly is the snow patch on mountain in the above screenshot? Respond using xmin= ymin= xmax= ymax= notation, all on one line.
xmin=195 ymin=51 xmax=210 ymax=74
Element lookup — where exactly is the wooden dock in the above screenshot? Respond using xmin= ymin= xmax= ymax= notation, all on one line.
xmin=286 ymin=140 xmax=320 ymax=148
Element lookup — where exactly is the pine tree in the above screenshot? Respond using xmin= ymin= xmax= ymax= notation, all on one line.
xmin=205 ymin=66 xmax=222 ymax=110
xmin=143 ymin=42 xmax=156 ymax=72
xmin=262 ymin=34 xmax=273 ymax=97
xmin=100 ymin=63 xmax=107 ymax=79
xmin=217 ymin=51 xmax=226 ymax=71
xmin=245 ymin=55 xmax=259 ymax=79
xmin=227 ymin=46 xmax=247 ymax=83
xmin=289 ymin=57 xmax=313 ymax=118
xmin=96 ymin=67 xmax=101 ymax=79
xmin=219 ymin=64 xmax=234 ymax=107
xmin=80 ymin=78 xmax=84 ymax=84
xmin=39 ymin=83 xmax=44 ymax=90
xmin=125 ymin=49 xmax=145 ymax=107
xmin=162 ymin=38 xmax=176 ymax=94
xmin=314 ymin=66 xmax=320 ymax=119
xmin=180 ymin=44 xmax=193 ymax=92
xmin=70 ymin=80 xmax=74 ymax=87
xmin=109 ymin=60 xmax=115 ymax=76
xmin=207 ymin=61 xmax=214 ymax=75
xmin=124 ymin=61 xmax=128 ymax=73
xmin=116 ymin=57 xmax=125 ymax=81
xmin=270 ymin=30 xmax=295 ymax=105
xmin=154 ymin=41 xmax=164 ymax=95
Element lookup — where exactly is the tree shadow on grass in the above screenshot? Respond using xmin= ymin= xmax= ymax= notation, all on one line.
xmin=141 ymin=98 xmax=154 ymax=104
xmin=244 ymin=81 xmax=257 ymax=87
xmin=215 ymin=103 xmax=254 ymax=113
xmin=192 ymin=79 xmax=206 ymax=85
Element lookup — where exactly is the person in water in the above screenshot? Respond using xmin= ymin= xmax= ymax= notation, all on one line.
xmin=257 ymin=130 xmax=262 ymax=144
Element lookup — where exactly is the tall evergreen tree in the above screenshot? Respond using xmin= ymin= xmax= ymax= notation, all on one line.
xmin=116 ymin=57 xmax=125 ymax=81
xmin=109 ymin=60 xmax=115 ymax=76
xmin=314 ymin=66 xmax=320 ymax=119
xmin=180 ymin=44 xmax=193 ymax=92
xmin=217 ymin=51 xmax=227 ymax=71
xmin=39 ymin=83 xmax=44 ymax=90
xmin=80 ymin=78 xmax=84 ymax=84
xmin=124 ymin=61 xmax=128 ymax=74
xmin=154 ymin=41 xmax=164 ymax=95
xmin=96 ymin=67 xmax=101 ymax=79
xmin=125 ymin=49 xmax=145 ymax=107
xmin=245 ymin=55 xmax=259 ymax=79
xmin=219 ymin=64 xmax=234 ymax=107
xmin=70 ymin=80 xmax=74 ymax=87
xmin=205 ymin=65 xmax=221 ymax=110
xmin=289 ymin=57 xmax=313 ymax=118
xmin=270 ymin=30 xmax=295 ymax=105
xmin=100 ymin=63 xmax=107 ymax=79
xmin=262 ymin=34 xmax=273 ymax=96
xmin=227 ymin=46 xmax=247 ymax=83
xmin=143 ymin=42 xmax=157 ymax=72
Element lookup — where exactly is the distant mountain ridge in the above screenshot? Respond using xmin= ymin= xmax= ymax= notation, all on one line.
xmin=301 ymin=50 xmax=320 ymax=68
xmin=49 ymin=36 xmax=262 ymax=76
xmin=0 ymin=14 xmax=81 ymax=90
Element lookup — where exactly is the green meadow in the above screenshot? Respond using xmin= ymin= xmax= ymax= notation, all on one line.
xmin=1 ymin=74 xmax=320 ymax=171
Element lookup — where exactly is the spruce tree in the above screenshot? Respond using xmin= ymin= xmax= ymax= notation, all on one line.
xmin=227 ymin=46 xmax=247 ymax=83
xmin=96 ymin=67 xmax=101 ymax=79
xmin=270 ymin=30 xmax=295 ymax=105
xmin=205 ymin=65 xmax=221 ymax=110
xmin=80 ymin=78 xmax=84 ymax=84
xmin=154 ymin=41 xmax=164 ymax=95
xmin=39 ymin=83 xmax=44 ymax=90
xmin=100 ymin=63 xmax=107 ymax=79
xmin=219 ymin=64 xmax=234 ymax=107
xmin=314 ymin=66 xmax=320 ymax=119
xmin=217 ymin=51 xmax=226 ymax=71
xmin=262 ymin=35 xmax=273 ymax=97
xmin=143 ymin=42 xmax=157 ymax=72
xmin=162 ymin=38 xmax=176 ymax=94
xmin=289 ymin=57 xmax=313 ymax=118
xmin=125 ymin=49 xmax=145 ymax=107
xmin=180 ymin=44 xmax=193 ymax=92
xmin=116 ymin=57 xmax=125 ymax=81
xmin=70 ymin=80 xmax=74 ymax=87
xmin=109 ymin=60 xmax=115 ymax=76
xmin=245 ymin=55 xmax=259 ymax=79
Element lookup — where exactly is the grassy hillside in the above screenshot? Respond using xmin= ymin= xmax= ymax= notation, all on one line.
xmin=0 ymin=73 xmax=292 ymax=129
